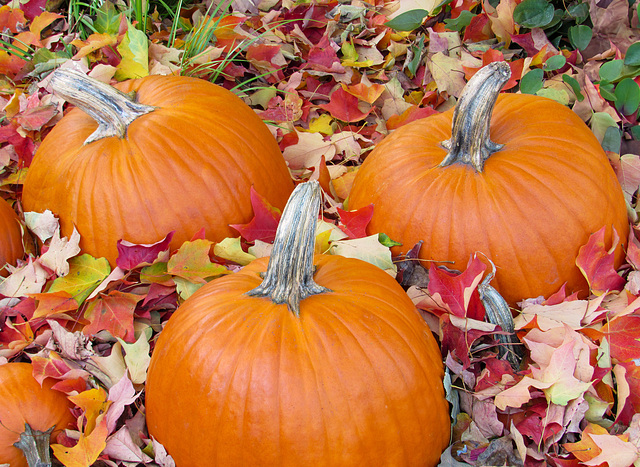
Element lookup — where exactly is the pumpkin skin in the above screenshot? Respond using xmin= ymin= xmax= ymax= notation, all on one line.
xmin=348 ymin=90 xmax=629 ymax=306
xmin=0 ymin=198 xmax=23 ymax=276
xmin=0 ymin=362 xmax=75 ymax=467
xmin=22 ymin=72 xmax=294 ymax=265
xmin=146 ymin=182 xmax=450 ymax=467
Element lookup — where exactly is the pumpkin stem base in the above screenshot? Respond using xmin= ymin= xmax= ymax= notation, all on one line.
xmin=247 ymin=181 xmax=329 ymax=315
xmin=13 ymin=423 xmax=55 ymax=467
xmin=439 ymin=61 xmax=511 ymax=172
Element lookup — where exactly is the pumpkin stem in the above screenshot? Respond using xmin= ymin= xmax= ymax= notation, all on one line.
xmin=49 ymin=68 xmax=155 ymax=145
xmin=13 ymin=423 xmax=55 ymax=467
xmin=247 ymin=180 xmax=329 ymax=315
xmin=440 ymin=61 xmax=511 ymax=172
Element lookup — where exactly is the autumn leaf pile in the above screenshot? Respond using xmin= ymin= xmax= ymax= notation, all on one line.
xmin=1 ymin=0 xmax=640 ymax=465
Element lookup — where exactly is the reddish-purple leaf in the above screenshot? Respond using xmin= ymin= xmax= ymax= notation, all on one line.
xmin=336 ymin=204 xmax=373 ymax=239
xmin=116 ymin=231 xmax=174 ymax=270
xmin=231 ymin=187 xmax=282 ymax=243
xmin=576 ymin=226 xmax=625 ymax=295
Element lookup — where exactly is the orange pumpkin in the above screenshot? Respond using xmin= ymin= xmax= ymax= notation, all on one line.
xmin=0 ymin=198 xmax=23 ymax=276
xmin=0 ymin=362 xmax=75 ymax=467
xmin=348 ymin=62 xmax=629 ymax=306
xmin=22 ymin=69 xmax=293 ymax=265
xmin=145 ymin=181 xmax=450 ymax=466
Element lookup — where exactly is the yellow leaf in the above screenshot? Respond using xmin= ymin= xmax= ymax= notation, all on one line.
xmin=115 ymin=24 xmax=149 ymax=80
xmin=68 ymin=387 xmax=110 ymax=435
xmin=213 ymin=237 xmax=256 ymax=266
xmin=52 ymin=416 xmax=109 ymax=467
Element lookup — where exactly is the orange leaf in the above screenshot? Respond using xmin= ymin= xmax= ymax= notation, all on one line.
xmin=576 ymin=226 xmax=625 ymax=295
xmin=82 ymin=291 xmax=141 ymax=343
xmin=344 ymin=82 xmax=385 ymax=104
xmin=51 ymin=416 xmax=109 ymax=467
xmin=30 ymin=291 xmax=78 ymax=319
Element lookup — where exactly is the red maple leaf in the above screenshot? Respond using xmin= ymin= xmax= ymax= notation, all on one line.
xmin=116 ymin=231 xmax=175 ymax=270
xmin=576 ymin=226 xmax=625 ymax=295
xmin=319 ymin=85 xmax=371 ymax=123
xmin=230 ymin=187 xmax=282 ymax=243
xmin=336 ymin=204 xmax=373 ymax=239
xmin=82 ymin=291 xmax=141 ymax=342
xmin=602 ymin=315 xmax=640 ymax=363
xmin=427 ymin=255 xmax=487 ymax=320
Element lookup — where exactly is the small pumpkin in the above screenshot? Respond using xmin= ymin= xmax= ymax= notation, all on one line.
xmin=348 ymin=62 xmax=629 ymax=306
xmin=0 ymin=198 xmax=23 ymax=276
xmin=0 ymin=362 xmax=75 ymax=467
xmin=22 ymin=69 xmax=294 ymax=265
xmin=145 ymin=181 xmax=450 ymax=466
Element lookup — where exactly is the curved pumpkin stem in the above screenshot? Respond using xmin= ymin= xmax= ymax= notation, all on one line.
xmin=247 ymin=180 xmax=329 ymax=315
xmin=13 ymin=423 xmax=55 ymax=467
xmin=49 ymin=68 xmax=155 ymax=145
xmin=440 ymin=61 xmax=511 ymax=172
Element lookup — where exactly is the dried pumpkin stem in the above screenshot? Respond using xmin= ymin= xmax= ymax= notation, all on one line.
xmin=49 ymin=68 xmax=155 ymax=145
xmin=13 ymin=423 xmax=55 ymax=467
xmin=440 ymin=61 xmax=511 ymax=172
xmin=247 ymin=180 xmax=329 ymax=315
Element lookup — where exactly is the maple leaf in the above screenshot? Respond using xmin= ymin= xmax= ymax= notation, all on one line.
xmin=105 ymin=375 xmax=139 ymax=432
xmin=259 ymin=92 xmax=305 ymax=123
xmin=426 ymin=255 xmax=486 ymax=320
xmin=117 ymin=328 xmax=151 ymax=385
xmin=386 ymin=105 xmax=438 ymax=130
xmin=47 ymin=254 xmax=111 ymax=305
xmin=24 ymin=209 xmax=59 ymax=243
xmin=213 ymin=237 xmax=256 ymax=266
xmin=344 ymin=82 xmax=385 ymax=104
xmin=116 ymin=231 xmax=174 ymax=270
xmin=71 ymin=33 xmax=118 ymax=60
xmin=30 ymin=290 xmax=78 ymax=320
xmin=230 ymin=187 xmax=282 ymax=243
xmin=336 ymin=204 xmax=373 ymax=239
xmin=103 ymin=425 xmax=153 ymax=463
xmin=0 ymin=259 xmax=49 ymax=298
xmin=52 ymin=415 xmax=109 ymax=467
xmin=38 ymin=227 xmax=81 ymax=276
xmin=565 ymin=423 xmax=640 ymax=467
xmin=0 ymin=6 xmax=27 ymax=33
xmin=30 ymin=351 xmax=91 ymax=390
xmin=576 ymin=226 xmax=625 ymax=295
xmin=602 ymin=315 xmax=640 ymax=363
xmin=328 ymin=235 xmax=397 ymax=276
xmin=319 ymin=85 xmax=372 ymax=122
xmin=83 ymin=291 xmax=141 ymax=342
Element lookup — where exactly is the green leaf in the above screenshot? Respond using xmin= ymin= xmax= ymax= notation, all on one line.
xmin=48 ymin=255 xmax=111 ymax=305
xmin=384 ymin=9 xmax=429 ymax=31
xmin=544 ymin=54 xmax=566 ymax=71
xmin=568 ymin=25 xmax=592 ymax=51
xmin=443 ymin=10 xmax=475 ymax=32
xmin=567 ymin=2 xmax=590 ymax=23
xmin=599 ymin=59 xmax=624 ymax=82
xmin=520 ymin=68 xmax=544 ymax=94
xmin=115 ymin=23 xmax=149 ymax=80
xmin=93 ymin=1 xmax=122 ymax=35
xmin=614 ymin=78 xmax=640 ymax=115
xmin=599 ymin=82 xmax=617 ymax=101
xmin=630 ymin=125 xmax=640 ymax=140
xmin=602 ymin=126 xmax=622 ymax=153
xmin=590 ymin=112 xmax=618 ymax=142
xmin=562 ymin=74 xmax=584 ymax=101
xmin=513 ymin=0 xmax=555 ymax=28
xmin=378 ymin=233 xmax=402 ymax=248
xmin=406 ymin=35 xmax=425 ymax=78
xmin=625 ymin=41 xmax=640 ymax=66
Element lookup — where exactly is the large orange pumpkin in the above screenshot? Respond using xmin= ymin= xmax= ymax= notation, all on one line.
xmin=0 ymin=198 xmax=23 ymax=276
xmin=348 ymin=62 xmax=629 ymax=306
xmin=145 ymin=181 xmax=450 ymax=466
xmin=0 ymin=362 xmax=75 ymax=467
xmin=22 ymin=69 xmax=294 ymax=265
